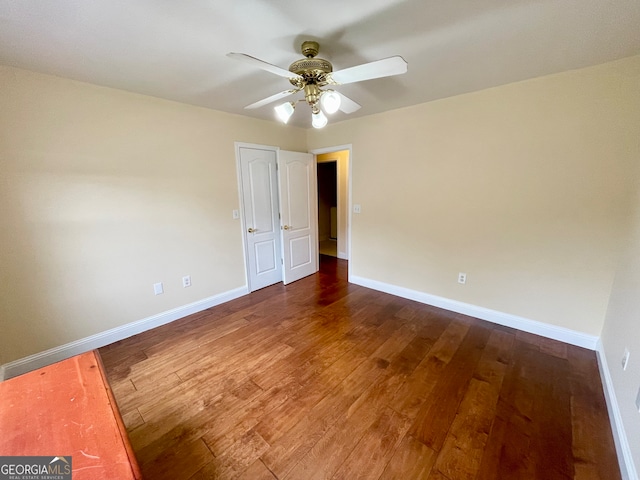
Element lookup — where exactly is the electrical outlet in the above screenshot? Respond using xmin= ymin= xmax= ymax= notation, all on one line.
xmin=182 ymin=275 xmax=191 ymax=288
xmin=353 ymin=204 xmax=362 ymax=214
xmin=458 ymin=272 xmax=467 ymax=284
xmin=153 ymin=282 xmax=164 ymax=295
xmin=622 ymin=348 xmax=630 ymax=370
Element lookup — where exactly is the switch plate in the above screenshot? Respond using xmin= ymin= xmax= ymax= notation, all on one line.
xmin=182 ymin=275 xmax=191 ymax=288
xmin=153 ymin=282 xmax=164 ymax=295
xmin=622 ymin=348 xmax=630 ymax=370
xmin=353 ymin=204 xmax=361 ymax=214
xmin=232 ymin=209 xmax=239 ymax=219
xmin=458 ymin=272 xmax=467 ymax=284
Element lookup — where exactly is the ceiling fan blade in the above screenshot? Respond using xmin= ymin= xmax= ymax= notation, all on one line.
xmin=329 ymin=56 xmax=408 ymax=85
xmin=336 ymin=92 xmax=361 ymax=114
xmin=245 ymin=89 xmax=299 ymax=110
xmin=227 ymin=53 xmax=302 ymax=80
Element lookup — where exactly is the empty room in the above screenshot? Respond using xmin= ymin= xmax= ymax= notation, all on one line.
xmin=1 ymin=1 xmax=639 ymax=479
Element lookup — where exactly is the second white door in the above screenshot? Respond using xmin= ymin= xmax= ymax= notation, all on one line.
xmin=278 ymin=150 xmax=318 ymax=284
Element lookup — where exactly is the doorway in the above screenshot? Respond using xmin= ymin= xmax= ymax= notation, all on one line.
xmin=315 ymin=148 xmax=350 ymax=260
xmin=317 ymin=161 xmax=337 ymax=257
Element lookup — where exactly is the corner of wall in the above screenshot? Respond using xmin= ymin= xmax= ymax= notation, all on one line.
xmin=596 ymin=339 xmax=638 ymax=480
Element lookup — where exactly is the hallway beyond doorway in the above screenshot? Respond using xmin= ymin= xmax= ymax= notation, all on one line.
xmin=319 ymin=239 xmax=337 ymax=257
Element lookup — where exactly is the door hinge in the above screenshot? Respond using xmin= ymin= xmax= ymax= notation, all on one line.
xmin=281 ymin=258 xmax=283 ymax=265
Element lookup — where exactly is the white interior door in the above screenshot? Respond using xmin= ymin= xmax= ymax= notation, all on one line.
xmin=278 ymin=150 xmax=318 ymax=284
xmin=239 ymin=146 xmax=283 ymax=291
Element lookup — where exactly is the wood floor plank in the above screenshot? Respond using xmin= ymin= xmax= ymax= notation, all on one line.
xmin=379 ymin=434 xmax=437 ymax=480
xmin=253 ymin=347 xmax=368 ymax=445
xmin=191 ymin=429 xmax=270 ymax=480
xmin=432 ymin=378 xmax=498 ymax=480
xmin=408 ymin=322 xmax=492 ymax=450
xmin=282 ymin=330 xmax=417 ymax=480
xmin=202 ymin=376 xmax=301 ymax=456
xmin=431 ymin=329 xmax=515 ymax=479
xmin=476 ymin=340 xmax=539 ymax=480
xmin=139 ymin=437 xmax=213 ymax=480
xmin=236 ymin=459 xmax=278 ymax=480
xmin=476 ymin=414 xmax=533 ymax=480
xmin=99 ymin=256 xmax=621 ymax=480
xmin=121 ymin=408 xmax=145 ymax=431
xmin=331 ymin=407 xmax=412 ymax=480
xmin=567 ymin=347 xmax=621 ymax=479
xmin=112 ymin=372 xmax=183 ymax=416
xmin=134 ymin=375 xmax=297 ymax=467
xmin=527 ymin=352 xmax=575 ymax=479
xmin=260 ymin=355 xmax=392 ymax=478
xmin=388 ymin=318 xmax=468 ymax=418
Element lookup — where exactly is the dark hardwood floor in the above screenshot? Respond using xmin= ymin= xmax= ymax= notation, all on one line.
xmin=99 ymin=256 xmax=621 ymax=480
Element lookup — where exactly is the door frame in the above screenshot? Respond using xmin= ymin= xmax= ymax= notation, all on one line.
xmin=235 ymin=142 xmax=281 ymax=292
xmin=310 ymin=144 xmax=353 ymax=265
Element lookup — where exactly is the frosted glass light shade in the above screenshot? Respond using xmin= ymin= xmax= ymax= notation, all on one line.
xmin=311 ymin=110 xmax=328 ymax=128
xmin=274 ymin=102 xmax=295 ymax=123
xmin=321 ymin=90 xmax=341 ymax=114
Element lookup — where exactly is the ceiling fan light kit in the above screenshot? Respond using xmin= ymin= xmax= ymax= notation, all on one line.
xmin=274 ymin=101 xmax=295 ymax=123
xmin=227 ymin=40 xmax=407 ymax=128
xmin=311 ymin=110 xmax=328 ymax=129
xmin=320 ymin=90 xmax=341 ymax=114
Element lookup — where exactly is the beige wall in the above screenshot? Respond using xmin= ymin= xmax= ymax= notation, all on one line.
xmin=317 ymin=150 xmax=349 ymax=259
xmin=0 ymin=66 xmax=306 ymax=364
xmin=308 ymin=55 xmax=640 ymax=337
xmin=2 ymin=53 xmax=639 ymax=393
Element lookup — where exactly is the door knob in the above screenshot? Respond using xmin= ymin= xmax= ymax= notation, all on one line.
xmin=248 ymin=227 xmax=257 ymax=233
xmin=283 ymin=225 xmax=291 ymax=230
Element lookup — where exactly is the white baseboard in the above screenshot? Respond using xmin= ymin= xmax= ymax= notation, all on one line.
xmin=0 ymin=285 xmax=249 ymax=381
xmin=349 ymin=275 xmax=599 ymax=350
xmin=596 ymin=339 xmax=638 ymax=480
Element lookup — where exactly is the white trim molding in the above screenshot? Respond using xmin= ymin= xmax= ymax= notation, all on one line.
xmin=596 ymin=339 xmax=638 ymax=480
xmin=0 ymin=286 xmax=248 ymax=381
xmin=349 ymin=275 xmax=599 ymax=350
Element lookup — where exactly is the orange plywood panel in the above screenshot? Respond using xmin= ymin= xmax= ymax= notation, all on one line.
xmin=0 ymin=351 xmax=141 ymax=479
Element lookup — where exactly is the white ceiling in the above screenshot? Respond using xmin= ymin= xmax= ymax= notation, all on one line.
xmin=1 ymin=0 xmax=639 ymax=128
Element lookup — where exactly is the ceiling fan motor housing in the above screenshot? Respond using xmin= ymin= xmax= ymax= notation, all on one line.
xmin=289 ymin=57 xmax=332 ymax=77
xmin=288 ymin=40 xmax=333 ymax=88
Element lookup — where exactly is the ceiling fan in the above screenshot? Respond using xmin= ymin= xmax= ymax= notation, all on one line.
xmin=227 ymin=41 xmax=408 ymax=128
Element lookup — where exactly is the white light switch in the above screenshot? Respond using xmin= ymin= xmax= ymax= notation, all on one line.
xmin=232 ymin=209 xmax=239 ymax=219
xmin=153 ymin=282 xmax=164 ymax=295
xmin=353 ymin=204 xmax=362 ymax=214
